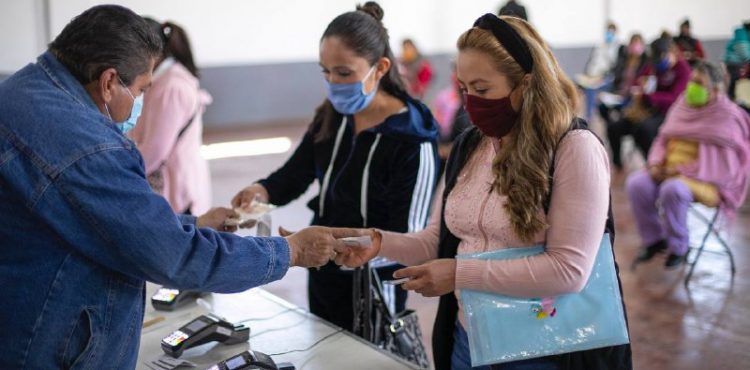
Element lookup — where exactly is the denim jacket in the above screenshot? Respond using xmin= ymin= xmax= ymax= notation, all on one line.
xmin=0 ymin=52 xmax=290 ymax=369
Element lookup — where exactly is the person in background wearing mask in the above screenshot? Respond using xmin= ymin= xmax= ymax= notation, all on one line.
xmin=0 ymin=6 xmax=366 ymax=369
xmin=230 ymin=2 xmax=439 ymax=333
xmin=578 ymin=22 xmax=625 ymax=121
xmin=673 ymin=19 xmax=706 ymax=66
xmin=598 ymin=33 xmax=648 ymax=133
xmin=400 ymin=38 xmax=434 ymax=99
xmin=129 ymin=19 xmax=212 ymax=216
xmin=335 ymin=13 xmax=631 ymax=370
xmin=626 ymin=62 xmax=750 ymax=268
xmin=607 ymin=37 xmax=691 ymax=171
xmin=584 ymin=22 xmax=623 ymax=80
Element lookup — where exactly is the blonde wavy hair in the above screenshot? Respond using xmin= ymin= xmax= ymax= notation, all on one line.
xmin=457 ymin=16 xmax=580 ymax=242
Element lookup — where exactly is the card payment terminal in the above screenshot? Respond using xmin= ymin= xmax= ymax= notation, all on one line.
xmin=161 ymin=314 xmax=250 ymax=358
xmin=151 ymin=287 xmax=208 ymax=311
xmin=205 ymin=350 xmax=295 ymax=370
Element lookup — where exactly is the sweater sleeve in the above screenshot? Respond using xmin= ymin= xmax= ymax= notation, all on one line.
xmin=39 ymin=147 xmax=289 ymax=293
xmin=379 ymin=192 xmax=442 ymax=266
xmin=257 ymin=128 xmax=318 ymax=206
xmin=454 ymin=131 xmax=610 ymax=297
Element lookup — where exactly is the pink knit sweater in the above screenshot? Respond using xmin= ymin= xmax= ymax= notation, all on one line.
xmin=379 ymin=130 xmax=610 ymax=327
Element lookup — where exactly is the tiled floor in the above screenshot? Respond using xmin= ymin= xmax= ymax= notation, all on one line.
xmin=204 ymin=119 xmax=750 ymax=370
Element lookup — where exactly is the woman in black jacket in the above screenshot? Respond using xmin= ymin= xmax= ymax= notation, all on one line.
xmin=231 ymin=2 xmax=439 ymax=333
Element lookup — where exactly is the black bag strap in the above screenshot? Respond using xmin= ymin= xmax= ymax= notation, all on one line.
xmin=148 ymin=110 xmax=199 ymax=176
xmin=176 ymin=112 xmax=198 ymax=141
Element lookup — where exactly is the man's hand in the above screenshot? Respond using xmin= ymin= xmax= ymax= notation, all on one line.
xmin=333 ymin=229 xmax=382 ymax=268
xmin=394 ymin=259 xmax=457 ymax=297
xmin=285 ymin=226 xmax=370 ymax=268
xmin=197 ymin=207 xmax=240 ymax=232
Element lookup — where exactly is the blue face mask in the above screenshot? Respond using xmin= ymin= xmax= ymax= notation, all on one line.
xmin=655 ymin=58 xmax=671 ymax=73
xmin=324 ymin=65 xmax=378 ymax=115
xmin=605 ymin=30 xmax=615 ymax=44
xmin=105 ymin=77 xmax=143 ymax=134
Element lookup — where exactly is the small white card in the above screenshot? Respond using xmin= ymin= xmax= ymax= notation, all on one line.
xmin=340 ymin=236 xmax=372 ymax=249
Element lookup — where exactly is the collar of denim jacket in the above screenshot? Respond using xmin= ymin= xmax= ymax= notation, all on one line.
xmin=37 ymin=51 xmax=100 ymax=112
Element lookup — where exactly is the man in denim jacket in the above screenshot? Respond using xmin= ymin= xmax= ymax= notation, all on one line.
xmin=0 ymin=5 xmax=362 ymax=369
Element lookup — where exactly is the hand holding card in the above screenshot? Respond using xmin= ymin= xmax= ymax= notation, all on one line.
xmin=333 ymin=229 xmax=382 ymax=268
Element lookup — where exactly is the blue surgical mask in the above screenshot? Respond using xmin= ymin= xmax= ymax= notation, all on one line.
xmin=655 ymin=58 xmax=671 ymax=73
xmin=605 ymin=30 xmax=615 ymax=44
xmin=324 ymin=65 xmax=378 ymax=115
xmin=105 ymin=77 xmax=143 ymax=134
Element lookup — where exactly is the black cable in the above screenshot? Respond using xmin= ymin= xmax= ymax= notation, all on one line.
xmin=250 ymin=314 xmax=311 ymax=339
xmin=268 ymin=328 xmax=344 ymax=357
xmin=235 ymin=307 xmax=303 ymax=324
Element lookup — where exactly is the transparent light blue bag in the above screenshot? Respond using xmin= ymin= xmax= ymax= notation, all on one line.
xmin=457 ymin=234 xmax=629 ymax=367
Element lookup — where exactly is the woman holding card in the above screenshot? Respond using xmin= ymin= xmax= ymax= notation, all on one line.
xmin=335 ymin=13 xmax=632 ymax=370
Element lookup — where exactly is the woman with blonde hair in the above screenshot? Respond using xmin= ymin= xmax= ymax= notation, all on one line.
xmin=335 ymin=14 xmax=632 ymax=370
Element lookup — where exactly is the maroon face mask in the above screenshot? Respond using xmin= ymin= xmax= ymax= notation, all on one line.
xmin=464 ymin=93 xmax=520 ymax=138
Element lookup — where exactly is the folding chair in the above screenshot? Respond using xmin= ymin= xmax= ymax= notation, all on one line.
xmin=684 ymin=204 xmax=737 ymax=288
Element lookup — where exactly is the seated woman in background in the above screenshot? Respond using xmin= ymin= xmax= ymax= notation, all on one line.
xmin=673 ymin=19 xmax=706 ymax=66
xmin=598 ymin=33 xmax=647 ymax=128
xmin=129 ymin=19 xmax=212 ymax=215
xmin=626 ymin=62 xmax=750 ymax=268
xmin=723 ymin=22 xmax=750 ymax=104
xmin=606 ymin=37 xmax=691 ymax=171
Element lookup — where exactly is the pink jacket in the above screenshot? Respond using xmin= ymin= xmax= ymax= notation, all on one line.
xmin=129 ymin=61 xmax=212 ymax=215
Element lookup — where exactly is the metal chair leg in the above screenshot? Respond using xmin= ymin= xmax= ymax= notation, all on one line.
xmin=684 ymin=225 xmax=712 ymax=288
xmin=715 ymin=234 xmax=737 ymax=275
xmin=684 ymin=209 xmax=720 ymax=288
xmin=684 ymin=207 xmax=738 ymax=287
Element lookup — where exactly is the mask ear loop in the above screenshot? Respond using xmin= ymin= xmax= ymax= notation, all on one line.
xmin=104 ymin=103 xmax=113 ymax=121
xmin=361 ymin=64 xmax=380 ymax=94
xmin=104 ymin=75 xmax=136 ymax=122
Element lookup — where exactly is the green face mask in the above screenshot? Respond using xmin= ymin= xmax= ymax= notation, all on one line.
xmin=685 ymin=81 xmax=709 ymax=107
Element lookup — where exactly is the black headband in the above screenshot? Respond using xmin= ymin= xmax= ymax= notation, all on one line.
xmin=473 ymin=13 xmax=533 ymax=73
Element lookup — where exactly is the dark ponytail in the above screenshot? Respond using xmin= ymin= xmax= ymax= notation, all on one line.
xmin=161 ymin=21 xmax=199 ymax=78
xmin=314 ymin=1 xmax=407 ymax=142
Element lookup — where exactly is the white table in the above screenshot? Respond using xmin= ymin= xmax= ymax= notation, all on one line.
xmin=137 ymin=283 xmax=420 ymax=370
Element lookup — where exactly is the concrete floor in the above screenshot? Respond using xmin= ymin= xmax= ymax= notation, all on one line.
xmin=203 ymin=116 xmax=750 ymax=370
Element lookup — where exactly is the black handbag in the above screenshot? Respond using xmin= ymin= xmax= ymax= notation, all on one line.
xmin=352 ymin=264 xmax=430 ymax=369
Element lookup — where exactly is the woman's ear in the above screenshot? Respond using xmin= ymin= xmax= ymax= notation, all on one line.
xmin=515 ymin=73 xmax=532 ymax=97
xmin=521 ymin=74 xmax=532 ymax=89
xmin=376 ymin=57 xmax=392 ymax=79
